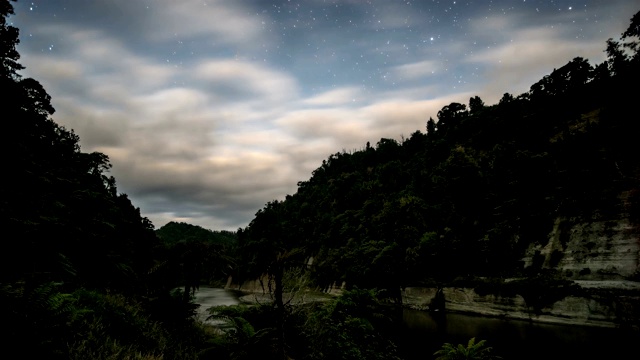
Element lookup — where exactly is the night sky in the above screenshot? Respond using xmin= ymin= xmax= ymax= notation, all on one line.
xmin=9 ymin=0 xmax=638 ymax=230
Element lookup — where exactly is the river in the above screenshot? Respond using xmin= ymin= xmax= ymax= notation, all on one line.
xmin=401 ymin=309 xmax=639 ymax=360
xmin=193 ymin=287 xmax=639 ymax=359
xmin=191 ymin=286 xmax=247 ymax=324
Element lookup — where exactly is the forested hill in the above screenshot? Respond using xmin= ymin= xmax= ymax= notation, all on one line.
xmin=154 ymin=222 xmax=238 ymax=299
xmin=157 ymin=221 xmax=237 ymax=246
xmin=237 ymin=13 xmax=640 ymax=294
xmin=0 ymin=5 xmax=157 ymax=292
xmin=0 ymin=1 xmax=230 ymax=357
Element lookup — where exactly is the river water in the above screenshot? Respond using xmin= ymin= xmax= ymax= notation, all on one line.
xmin=193 ymin=287 xmax=639 ymax=359
xmin=401 ymin=309 xmax=639 ymax=360
xmin=191 ymin=286 xmax=247 ymax=324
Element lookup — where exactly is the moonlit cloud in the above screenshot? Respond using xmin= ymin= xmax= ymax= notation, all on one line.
xmin=10 ymin=0 xmax=639 ymax=230
xmin=147 ymin=0 xmax=267 ymax=46
xmin=467 ymin=27 xmax=610 ymax=101
xmin=193 ymin=60 xmax=299 ymax=103
xmin=392 ymin=61 xmax=441 ymax=80
xmin=303 ymin=87 xmax=363 ymax=106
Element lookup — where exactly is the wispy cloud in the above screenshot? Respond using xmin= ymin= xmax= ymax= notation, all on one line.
xmin=303 ymin=87 xmax=363 ymax=106
xmin=392 ymin=60 xmax=441 ymax=80
xmin=146 ymin=0 xmax=268 ymax=47
xmin=11 ymin=0 xmax=636 ymax=230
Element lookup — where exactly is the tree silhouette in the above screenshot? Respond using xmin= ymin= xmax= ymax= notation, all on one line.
xmin=0 ymin=0 xmax=161 ymax=293
xmin=0 ymin=0 xmax=22 ymax=79
xmin=468 ymin=96 xmax=485 ymax=113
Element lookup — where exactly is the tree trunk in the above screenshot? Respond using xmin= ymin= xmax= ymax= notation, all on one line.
xmin=183 ymin=283 xmax=191 ymax=303
xmin=274 ymin=264 xmax=284 ymax=310
xmin=273 ymin=263 xmax=287 ymax=359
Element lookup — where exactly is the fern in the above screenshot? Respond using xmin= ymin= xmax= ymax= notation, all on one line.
xmin=434 ymin=337 xmax=501 ymax=360
xmin=27 ymin=282 xmax=78 ymax=321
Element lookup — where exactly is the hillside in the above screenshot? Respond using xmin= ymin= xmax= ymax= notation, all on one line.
xmin=236 ymin=14 xmax=640 ymax=307
xmin=156 ymin=221 xmax=237 ymax=246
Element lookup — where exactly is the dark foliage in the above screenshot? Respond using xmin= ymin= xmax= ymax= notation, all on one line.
xmin=238 ymin=10 xmax=640 ymax=299
xmin=156 ymin=221 xmax=237 ymax=246
xmin=1 ymin=1 xmax=639 ymax=358
xmin=0 ymin=1 xmax=204 ymax=357
xmin=153 ymin=222 xmax=238 ymax=296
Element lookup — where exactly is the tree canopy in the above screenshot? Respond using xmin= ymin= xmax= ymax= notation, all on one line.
xmin=2 ymin=1 xmax=639 ymax=357
xmin=237 ymin=10 xmax=640 ymax=297
xmin=0 ymin=0 xmax=158 ymax=291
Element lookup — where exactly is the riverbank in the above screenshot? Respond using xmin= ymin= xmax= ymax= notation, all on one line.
xmin=402 ymin=280 xmax=640 ymax=329
xmin=226 ymin=278 xmax=640 ymax=329
xmin=194 ymin=286 xmax=639 ymax=360
xmin=235 ymin=289 xmax=337 ymax=305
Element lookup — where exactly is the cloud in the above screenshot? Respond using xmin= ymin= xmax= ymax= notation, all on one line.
xmin=464 ymin=17 xmax=614 ymax=101
xmin=363 ymin=99 xmax=452 ymax=136
xmin=143 ymin=0 xmax=269 ymax=48
xmin=391 ymin=60 xmax=441 ymax=80
xmin=129 ymin=87 xmax=209 ymax=121
xmin=15 ymin=20 xmax=298 ymax=230
xmin=21 ymin=57 xmax=83 ymax=82
xmin=11 ymin=0 xmax=636 ymax=231
xmin=193 ymin=60 xmax=299 ymax=104
xmin=459 ymin=0 xmax=640 ymax=103
xmin=50 ymin=100 xmax=129 ymax=148
xmin=279 ymin=93 xmax=465 ymax=151
xmin=104 ymin=138 xmax=302 ymax=230
xmin=276 ymin=108 xmax=369 ymax=146
xmin=303 ymin=87 xmax=363 ymax=106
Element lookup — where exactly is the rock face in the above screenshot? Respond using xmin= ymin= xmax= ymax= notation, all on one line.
xmin=403 ymin=281 xmax=640 ymax=328
xmin=232 ymin=197 xmax=640 ymax=328
xmin=523 ymin=215 xmax=640 ymax=280
xmin=403 ymin=199 xmax=640 ymax=328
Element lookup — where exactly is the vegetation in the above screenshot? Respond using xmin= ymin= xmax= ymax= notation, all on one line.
xmin=434 ymin=337 xmax=500 ymax=360
xmin=1 ymin=0 xmax=638 ymax=357
xmin=156 ymin=221 xmax=237 ymax=247
xmin=154 ymin=222 xmax=238 ymax=299
xmin=0 ymin=1 xmax=227 ymax=356
xmin=204 ymin=289 xmax=403 ymax=360
xmin=237 ymin=9 xmax=640 ymax=302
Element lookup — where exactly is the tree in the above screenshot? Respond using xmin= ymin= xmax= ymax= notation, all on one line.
xmin=154 ymin=221 xmax=237 ymax=299
xmin=605 ymin=38 xmax=628 ymax=76
xmin=0 ymin=0 xmax=158 ymax=291
xmin=426 ymin=117 xmax=437 ymax=136
xmin=234 ymin=9 xmax=640 ymax=343
xmin=0 ymin=2 xmax=173 ymax=356
xmin=435 ymin=102 xmax=468 ymax=139
xmin=437 ymin=102 xmax=467 ymax=124
xmin=469 ymin=96 xmax=485 ymax=113
xmin=498 ymin=93 xmax=514 ymax=105
xmin=0 ymin=0 xmax=22 ymax=79
xmin=304 ymin=289 xmax=402 ymax=360
xmin=238 ymin=200 xmax=308 ymax=359
xmin=434 ymin=337 xmax=500 ymax=360
xmin=622 ymin=10 xmax=640 ymax=56
xmin=529 ymin=57 xmax=592 ymax=98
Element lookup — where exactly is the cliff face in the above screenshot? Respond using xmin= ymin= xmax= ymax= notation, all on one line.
xmin=403 ymin=191 xmax=640 ymax=328
xmin=523 ymin=216 xmax=639 ymax=280
xmin=402 ymin=281 xmax=640 ymax=328
xmin=521 ymin=190 xmax=639 ymax=280
xmin=232 ymin=194 xmax=640 ymax=328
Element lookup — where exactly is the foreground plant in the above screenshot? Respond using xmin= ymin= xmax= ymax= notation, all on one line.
xmin=434 ymin=337 xmax=500 ymax=360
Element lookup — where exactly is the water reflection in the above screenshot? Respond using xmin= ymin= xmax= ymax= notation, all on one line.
xmin=401 ymin=309 xmax=640 ymax=360
xmin=190 ymin=288 xmax=639 ymax=359
xmin=192 ymin=287 xmax=243 ymax=324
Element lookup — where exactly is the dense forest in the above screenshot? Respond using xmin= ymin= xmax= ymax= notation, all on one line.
xmin=1 ymin=0 xmax=226 ymax=357
xmin=1 ymin=0 xmax=639 ymax=357
xmin=155 ymin=222 xmax=238 ymax=299
xmin=236 ymin=10 xmax=640 ymax=298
